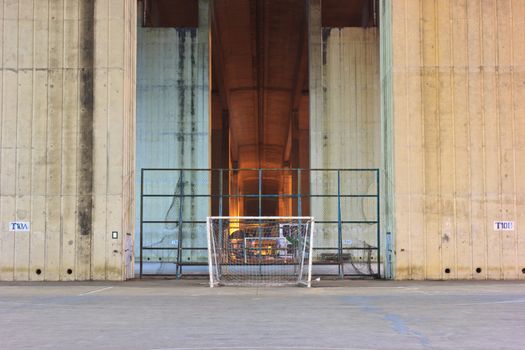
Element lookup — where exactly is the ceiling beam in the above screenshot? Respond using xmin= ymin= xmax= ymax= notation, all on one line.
xmin=212 ymin=2 xmax=238 ymax=161
xmin=322 ymin=0 xmax=374 ymax=28
xmin=284 ymin=4 xmax=308 ymax=163
xmin=255 ymin=0 xmax=267 ymax=168
xmin=211 ymin=7 xmax=230 ymax=111
xmin=142 ymin=0 xmax=199 ymax=28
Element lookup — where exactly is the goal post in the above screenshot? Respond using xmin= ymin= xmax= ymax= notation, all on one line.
xmin=206 ymin=216 xmax=315 ymax=287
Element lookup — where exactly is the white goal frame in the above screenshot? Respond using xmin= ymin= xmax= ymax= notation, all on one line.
xmin=206 ymin=216 xmax=315 ymax=287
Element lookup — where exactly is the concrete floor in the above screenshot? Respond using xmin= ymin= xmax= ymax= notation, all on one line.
xmin=0 ymin=280 xmax=524 ymax=350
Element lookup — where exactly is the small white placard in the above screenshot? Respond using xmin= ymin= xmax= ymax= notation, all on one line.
xmin=343 ymin=239 xmax=353 ymax=245
xmin=171 ymin=240 xmax=179 ymax=246
xmin=9 ymin=222 xmax=30 ymax=232
xmin=494 ymin=221 xmax=514 ymax=231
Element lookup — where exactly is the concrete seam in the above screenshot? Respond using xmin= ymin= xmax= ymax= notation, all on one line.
xmin=449 ymin=0 xmax=458 ymax=279
xmin=494 ymin=0 xmax=503 ymax=280
xmin=509 ymin=0 xmax=519 ymax=279
xmin=104 ymin=0 xmax=109 ymax=280
xmin=13 ymin=0 xmax=19 ymax=281
xmin=74 ymin=0 xmax=80 ymax=281
xmin=418 ymin=0 xmax=426 ymax=280
xmin=433 ymin=0 xmax=443 ymax=279
xmin=59 ymin=0 xmax=65 ymax=281
xmin=0 ymin=0 xmax=3 ymax=281
xmin=44 ymin=0 xmax=50 ymax=281
xmin=403 ymin=0 xmax=412 ymax=279
xmin=479 ymin=0 xmax=488 ymax=280
xmin=28 ymin=0 xmax=35 ymax=281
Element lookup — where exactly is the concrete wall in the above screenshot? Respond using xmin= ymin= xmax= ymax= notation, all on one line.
xmin=390 ymin=0 xmax=525 ymax=280
xmin=0 ymin=0 xmax=136 ymax=281
xmin=312 ymin=27 xmax=380 ymax=170
xmin=3 ymin=0 xmax=524 ymax=281
xmin=136 ymin=1 xmax=209 ymax=266
xmin=309 ymin=11 xmax=381 ymax=257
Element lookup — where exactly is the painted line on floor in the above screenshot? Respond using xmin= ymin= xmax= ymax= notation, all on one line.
xmin=78 ymin=286 xmax=113 ymax=296
xmin=152 ymin=347 xmax=360 ymax=350
xmin=452 ymin=298 xmax=525 ymax=306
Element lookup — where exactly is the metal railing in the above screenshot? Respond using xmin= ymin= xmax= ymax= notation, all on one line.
xmin=139 ymin=168 xmax=380 ymax=278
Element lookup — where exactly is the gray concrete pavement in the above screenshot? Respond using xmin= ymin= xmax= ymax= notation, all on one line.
xmin=1 ymin=279 xmax=524 ymax=350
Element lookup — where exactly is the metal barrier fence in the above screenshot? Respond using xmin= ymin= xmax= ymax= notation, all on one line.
xmin=139 ymin=168 xmax=380 ymax=278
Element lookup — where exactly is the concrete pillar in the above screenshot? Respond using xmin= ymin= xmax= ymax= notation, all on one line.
xmin=379 ymin=0 xmax=394 ymax=279
xmin=136 ymin=0 xmax=210 ymax=265
xmin=389 ymin=0 xmax=525 ymax=280
xmin=309 ymin=1 xmax=380 ymax=259
xmin=0 ymin=0 xmax=136 ymax=281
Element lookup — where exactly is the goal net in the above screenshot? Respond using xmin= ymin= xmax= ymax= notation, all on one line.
xmin=207 ymin=216 xmax=314 ymax=287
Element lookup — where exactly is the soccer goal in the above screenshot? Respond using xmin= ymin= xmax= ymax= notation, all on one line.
xmin=206 ymin=216 xmax=314 ymax=287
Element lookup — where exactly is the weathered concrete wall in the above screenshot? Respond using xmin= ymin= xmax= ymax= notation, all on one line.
xmin=312 ymin=28 xmax=380 ymax=170
xmin=136 ymin=1 xmax=209 ymax=266
xmin=391 ymin=0 xmax=525 ymax=280
xmin=309 ymin=20 xmax=381 ymax=256
xmin=0 ymin=0 xmax=136 ymax=281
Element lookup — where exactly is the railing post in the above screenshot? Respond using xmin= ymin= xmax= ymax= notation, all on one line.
xmin=219 ymin=169 xmax=224 ymax=217
xmin=297 ymin=169 xmax=302 ymax=217
xmin=337 ymin=170 xmax=343 ymax=279
xmin=176 ymin=171 xmax=185 ymax=279
xmin=297 ymin=169 xmax=302 ymax=275
xmin=376 ymin=169 xmax=381 ymax=278
xmin=258 ymin=169 xmax=263 ymax=275
xmin=258 ymin=168 xmax=262 ymax=217
xmin=386 ymin=231 xmax=392 ymax=279
xmin=218 ymin=169 xmax=223 ymax=277
xmin=140 ymin=169 xmax=144 ymax=278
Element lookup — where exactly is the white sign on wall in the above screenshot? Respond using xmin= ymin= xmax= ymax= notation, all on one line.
xmin=9 ymin=222 xmax=30 ymax=232
xmin=494 ymin=221 xmax=514 ymax=231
